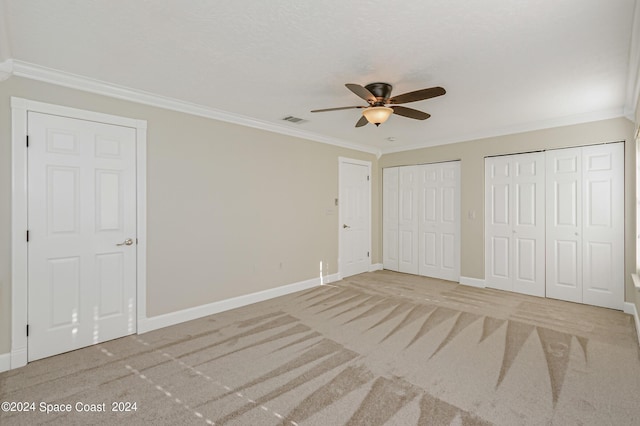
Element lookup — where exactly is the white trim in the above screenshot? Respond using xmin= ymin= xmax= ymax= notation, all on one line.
xmin=459 ymin=276 xmax=486 ymax=288
xmin=0 ymin=353 xmax=10 ymax=373
xmin=10 ymin=97 xmax=147 ymax=369
xmin=623 ymin=302 xmax=640 ymax=346
xmin=369 ymin=263 xmax=383 ymax=272
xmin=10 ymin=98 xmax=28 ymax=369
xmin=0 ymin=59 xmax=13 ymax=81
xmin=338 ymin=157 xmax=373 ymax=278
xmin=138 ymin=273 xmax=340 ymax=334
xmin=10 ymin=60 xmax=377 ymax=155
xmin=632 ymin=273 xmax=640 ymax=291
xmin=380 ymin=108 xmax=626 ymax=155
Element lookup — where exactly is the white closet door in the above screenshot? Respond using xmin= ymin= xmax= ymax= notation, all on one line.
xmin=485 ymin=156 xmax=513 ymax=291
xmin=399 ymin=166 xmax=419 ymax=274
xmin=546 ymin=147 xmax=583 ymax=303
xmin=546 ymin=143 xmax=624 ymax=309
xmin=418 ymin=162 xmax=460 ymax=281
xmin=383 ymin=167 xmax=399 ymax=271
xmin=485 ymin=153 xmax=544 ymax=295
xmin=581 ymin=144 xmax=624 ymax=309
xmin=512 ymin=153 xmax=545 ymax=297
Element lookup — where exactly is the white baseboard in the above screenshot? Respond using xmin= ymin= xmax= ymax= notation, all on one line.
xmin=459 ymin=276 xmax=486 ymax=288
xmin=10 ymin=347 xmax=27 ymax=371
xmin=623 ymin=302 xmax=640 ymax=347
xmin=138 ymin=273 xmax=339 ymax=334
xmin=0 ymin=352 xmax=10 ymax=373
xmin=369 ymin=263 xmax=383 ymax=272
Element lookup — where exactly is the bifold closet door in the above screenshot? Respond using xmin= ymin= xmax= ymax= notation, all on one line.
xmin=418 ymin=162 xmax=461 ymax=281
xmin=546 ymin=143 xmax=624 ymax=310
xmin=398 ymin=166 xmax=419 ymax=274
xmin=383 ymin=167 xmax=399 ymax=271
xmin=485 ymin=152 xmax=545 ymax=297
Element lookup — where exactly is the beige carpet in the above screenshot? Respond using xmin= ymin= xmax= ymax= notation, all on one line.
xmin=1 ymin=270 xmax=639 ymax=425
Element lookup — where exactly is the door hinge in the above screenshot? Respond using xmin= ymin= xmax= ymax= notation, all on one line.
xmin=26 ymin=324 xmax=29 ymax=337
xmin=367 ymin=175 xmax=370 ymax=181
xmin=367 ymin=251 xmax=370 ymax=257
xmin=26 ymin=135 xmax=29 ymax=147
xmin=26 ymin=230 xmax=30 ymax=242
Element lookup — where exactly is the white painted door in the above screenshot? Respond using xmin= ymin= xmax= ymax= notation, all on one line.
xmin=339 ymin=160 xmax=371 ymax=277
xmin=546 ymin=147 xmax=582 ymax=303
xmin=485 ymin=156 xmax=513 ymax=292
xmin=398 ymin=166 xmax=419 ymax=274
xmin=418 ymin=162 xmax=460 ymax=281
xmin=28 ymin=112 xmax=137 ymax=361
xmin=383 ymin=167 xmax=399 ymax=271
xmin=581 ymin=144 xmax=624 ymax=309
xmin=546 ymin=144 xmax=624 ymax=309
xmin=485 ymin=152 xmax=545 ymax=296
xmin=511 ymin=153 xmax=545 ymax=297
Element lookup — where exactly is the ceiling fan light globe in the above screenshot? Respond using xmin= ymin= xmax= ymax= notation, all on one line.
xmin=362 ymin=106 xmax=393 ymax=126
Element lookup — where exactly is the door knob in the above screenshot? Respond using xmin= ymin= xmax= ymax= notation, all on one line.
xmin=117 ymin=238 xmax=134 ymax=246
xmin=343 ymin=224 xmax=350 ymax=229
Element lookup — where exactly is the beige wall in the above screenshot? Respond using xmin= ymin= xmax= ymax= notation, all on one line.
xmin=1 ymin=75 xmax=636 ymax=357
xmin=379 ymin=117 xmax=636 ymax=303
xmin=0 ymin=76 xmax=379 ymax=354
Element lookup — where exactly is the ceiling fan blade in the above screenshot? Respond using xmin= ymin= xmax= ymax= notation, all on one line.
xmin=389 ymin=86 xmax=446 ymax=104
xmin=355 ymin=115 xmax=369 ymax=127
xmin=345 ymin=83 xmax=377 ymax=103
xmin=311 ymin=106 xmax=365 ymax=113
xmin=391 ymin=105 xmax=431 ymax=120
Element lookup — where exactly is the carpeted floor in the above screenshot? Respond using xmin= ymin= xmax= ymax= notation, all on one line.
xmin=1 ymin=270 xmax=639 ymax=425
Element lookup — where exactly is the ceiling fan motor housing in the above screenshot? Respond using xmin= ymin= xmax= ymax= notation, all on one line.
xmin=365 ymin=82 xmax=393 ymax=105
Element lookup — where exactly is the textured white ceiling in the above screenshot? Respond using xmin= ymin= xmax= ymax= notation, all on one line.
xmin=1 ymin=0 xmax=637 ymax=153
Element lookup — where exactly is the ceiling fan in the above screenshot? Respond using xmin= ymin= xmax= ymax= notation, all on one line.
xmin=311 ymin=82 xmax=446 ymax=127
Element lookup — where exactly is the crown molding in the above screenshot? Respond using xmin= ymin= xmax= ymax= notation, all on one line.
xmin=6 ymin=59 xmax=633 ymax=157
xmin=9 ymin=60 xmax=378 ymax=155
xmin=379 ymin=108 xmax=627 ymax=155
xmin=0 ymin=59 xmax=12 ymax=81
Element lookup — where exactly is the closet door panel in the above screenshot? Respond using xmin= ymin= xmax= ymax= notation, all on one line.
xmin=439 ymin=162 xmax=460 ymax=280
xmin=399 ymin=166 xmax=419 ymax=274
xmin=546 ymin=147 xmax=582 ymax=303
xmin=383 ymin=167 xmax=399 ymax=271
xmin=581 ymin=143 xmax=624 ymax=309
xmin=419 ymin=165 xmax=440 ymax=278
xmin=485 ymin=156 xmax=513 ymax=291
xmin=512 ymin=153 xmax=545 ymax=297
xmin=419 ymin=162 xmax=460 ymax=281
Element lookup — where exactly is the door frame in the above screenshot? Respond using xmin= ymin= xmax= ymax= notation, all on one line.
xmin=10 ymin=97 xmax=147 ymax=369
xmin=338 ymin=157 xmax=372 ymax=279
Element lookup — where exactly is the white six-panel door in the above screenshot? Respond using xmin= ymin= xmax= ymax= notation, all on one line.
xmin=546 ymin=143 xmax=624 ymax=309
xmin=511 ymin=154 xmax=546 ymax=296
xmin=28 ymin=112 xmax=137 ymax=361
xmin=384 ymin=162 xmax=460 ymax=281
xmin=485 ymin=152 xmax=545 ymax=297
xmin=485 ymin=156 xmax=513 ymax=292
xmin=383 ymin=167 xmax=399 ymax=271
xmin=339 ymin=160 xmax=371 ymax=278
xmin=545 ymin=147 xmax=582 ymax=303
xmin=398 ymin=166 xmax=419 ymax=274
xmin=581 ymin=144 xmax=623 ymax=309
xmin=418 ymin=162 xmax=461 ymax=281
